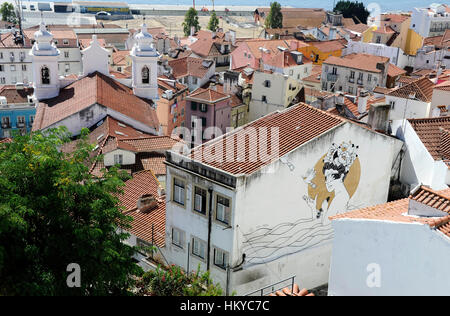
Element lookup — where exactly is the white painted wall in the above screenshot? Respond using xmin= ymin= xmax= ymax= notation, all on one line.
xmin=329 ymin=218 xmax=450 ymax=296
xmin=387 ymin=95 xmax=431 ymax=120
xmin=104 ymin=149 xmax=136 ymax=166
xmin=391 ymin=119 xmax=448 ymax=190
xmin=164 ymin=120 xmax=402 ymax=294
xmin=431 ymin=89 xmax=450 ymax=115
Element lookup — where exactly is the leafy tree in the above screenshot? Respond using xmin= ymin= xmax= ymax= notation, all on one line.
xmin=0 ymin=2 xmax=17 ymax=24
xmin=0 ymin=127 xmax=142 ymax=295
xmin=136 ymin=264 xmax=224 ymax=296
xmin=333 ymin=1 xmax=370 ymax=24
xmin=207 ymin=11 xmax=220 ymax=32
xmin=182 ymin=7 xmax=201 ymax=36
xmin=265 ymin=2 xmax=283 ymax=29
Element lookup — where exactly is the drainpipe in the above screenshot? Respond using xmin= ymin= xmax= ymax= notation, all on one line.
xmin=206 ymin=187 xmax=213 ymax=271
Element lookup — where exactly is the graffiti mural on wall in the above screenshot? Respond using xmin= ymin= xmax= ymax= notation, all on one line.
xmin=242 ymin=142 xmax=361 ymax=265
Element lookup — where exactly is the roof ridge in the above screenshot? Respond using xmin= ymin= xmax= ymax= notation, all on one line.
xmin=412 ymin=185 xmax=450 ymax=207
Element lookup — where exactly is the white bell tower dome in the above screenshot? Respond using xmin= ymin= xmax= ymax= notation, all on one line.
xmin=30 ymin=22 xmax=60 ymax=101
xmin=131 ymin=24 xmax=159 ymax=100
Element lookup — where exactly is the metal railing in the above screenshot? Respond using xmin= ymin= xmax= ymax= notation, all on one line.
xmin=244 ymin=275 xmax=296 ymax=296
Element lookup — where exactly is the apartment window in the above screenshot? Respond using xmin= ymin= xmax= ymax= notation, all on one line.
xmin=263 ymin=80 xmax=271 ymax=88
xmin=348 ymin=86 xmax=353 ymax=94
xmin=0 ymin=65 xmax=3 ymax=72
xmin=65 ymin=63 xmax=70 ymax=72
xmin=17 ymin=116 xmax=25 ymax=126
xmin=244 ymin=52 xmax=247 ymax=57
xmin=350 ymin=71 xmax=355 ymax=79
xmin=262 ymin=95 xmax=267 ymax=103
xmin=213 ymin=248 xmax=229 ymax=269
xmin=19 ymin=51 xmax=25 ymax=60
xmin=64 ymin=51 xmax=69 ymax=58
xmin=113 ymin=154 xmax=123 ymax=165
xmin=1 ymin=116 xmax=10 ymax=128
xmin=199 ymin=103 xmax=207 ymax=112
xmin=390 ymin=100 xmax=395 ymax=110
xmin=63 ymin=39 xmax=69 ymax=45
xmin=29 ymin=115 xmax=35 ymax=125
xmin=0 ymin=52 xmax=3 ymax=59
xmin=358 ymin=72 xmax=363 ymax=80
xmin=22 ymin=64 xmax=26 ymax=71
xmin=332 ymin=67 xmax=337 ymax=75
xmin=368 ymin=74 xmax=372 ymax=82
xmin=193 ymin=77 xmax=198 ymax=85
xmin=191 ymin=101 xmax=197 ymax=111
xmin=10 ymin=52 xmax=14 ymax=59
xmin=322 ymin=81 xmax=327 ymax=90
xmin=10 ymin=65 xmax=16 ymax=72
xmin=215 ymin=194 xmax=231 ymax=225
xmin=172 ymin=227 xmax=184 ymax=248
xmin=289 ymin=69 xmax=293 ymax=76
xmin=191 ymin=236 xmax=206 ymax=260
xmin=173 ymin=177 xmax=186 ymax=206
xmin=193 ymin=186 xmax=207 ymax=215
xmin=0 ymin=77 xmax=5 ymax=84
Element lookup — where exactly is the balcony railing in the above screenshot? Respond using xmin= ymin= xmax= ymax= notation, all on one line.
xmin=244 ymin=275 xmax=296 ymax=296
xmin=349 ymin=77 xmax=355 ymax=83
xmin=357 ymin=78 xmax=363 ymax=85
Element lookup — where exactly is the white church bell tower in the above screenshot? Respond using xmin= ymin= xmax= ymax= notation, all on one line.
xmin=30 ymin=22 xmax=60 ymax=101
xmin=131 ymin=24 xmax=159 ymax=100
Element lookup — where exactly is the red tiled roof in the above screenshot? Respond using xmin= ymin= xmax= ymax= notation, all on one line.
xmin=408 ymin=116 xmax=450 ymax=161
xmin=324 ymin=53 xmax=389 ymax=73
xmin=0 ymin=85 xmax=34 ymax=103
xmin=118 ymin=170 xmax=166 ymax=247
xmin=434 ymin=80 xmax=450 ymax=92
xmin=309 ymin=40 xmax=345 ymax=53
xmin=168 ymin=56 xmax=213 ymax=79
xmin=268 ymin=284 xmax=314 ymax=296
xmin=387 ymin=64 xmax=406 ymax=77
xmin=188 ymin=103 xmax=344 ymax=175
xmin=264 ymin=50 xmax=311 ymax=68
xmin=112 ymin=50 xmax=129 ymax=66
xmin=387 ymin=77 xmax=434 ymax=102
xmin=32 ymin=72 xmax=160 ymax=132
xmin=187 ymin=88 xmax=230 ymax=103
xmin=331 ymin=186 xmax=450 ymax=238
xmin=242 ymin=39 xmax=291 ymax=60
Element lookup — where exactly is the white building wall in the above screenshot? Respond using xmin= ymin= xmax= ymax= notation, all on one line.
xmin=228 ymin=122 xmax=401 ymax=293
xmin=329 ymin=219 xmax=450 ymax=296
xmin=431 ymin=89 xmax=450 ymax=115
xmin=343 ymin=40 xmax=414 ymax=69
xmin=163 ymin=165 xmax=236 ymax=289
xmin=387 ymin=95 xmax=431 ymax=120
xmin=391 ymin=119 xmax=448 ymax=190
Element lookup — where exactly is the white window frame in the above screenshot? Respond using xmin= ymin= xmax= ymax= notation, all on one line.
xmin=172 ymin=227 xmax=185 ymax=249
xmin=113 ymin=154 xmax=123 ymax=165
xmin=191 ymin=236 xmax=206 ymax=260
xmin=172 ymin=177 xmax=186 ymax=206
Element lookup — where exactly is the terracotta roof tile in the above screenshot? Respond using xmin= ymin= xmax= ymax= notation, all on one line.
xmin=309 ymin=40 xmax=345 ymax=53
xmin=188 ymin=103 xmax=344 ymax=175
xmin=0 ymin=85 xmax=34 ymax=103
xmin=324 ymin=53 xmax=389 ymax=73
xmin=387 ymin=64 xmax=406 ymax=77
xmin=388 ymin=77 xmax=434 ymax=102
xmin=409 ymin=116 xmax=450 ymax=161
xmin=118 ymin=170 xmax=166 ymax=247
xmin=268 ymin=284 xmax=314 ymax=296
xmin=434 ymin=80 xmax=450 ymax=92
xmin=32 ymin=72 xmax=160 ymax=132
xmin=331 ymin=186 xmax=450 ymax=238
xmin=168 ymin=56 xmax=213 ymax=79
xmin=187 ymin=88 xmax=230 ymax=103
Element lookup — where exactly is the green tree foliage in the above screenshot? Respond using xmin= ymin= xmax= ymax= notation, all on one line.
xmin=207 ymin=11 xmax=220 ymax=32
xmin=265 ymin=2 xmax=283 ymax=29
xmin=0 ymin=128 xmax=142 ymax=295
xmin=136 ymin=264 xmax=224 ymax=296
xmin=183 ymin=7 xmax=201 ymax=36
xmin=333 ymin=1 xmax=370 ymax=24
xmin=0 ymin=2 xmax=17 ymax=24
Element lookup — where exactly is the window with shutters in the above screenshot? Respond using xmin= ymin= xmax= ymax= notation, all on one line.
xmin=172 ymin=227 xmax=185 ymax=248
xmin=172 ymin=177 xmax=186 ymax=206
xmin=191 ymin=236 xmax=206 ymax=260
xmin=215 ymin=194 xmax=231 ymax=225
xmin=213 ymin=247 xmax=229 ymax=269
xmin=193 ymin=186 xmax=207 ymax=215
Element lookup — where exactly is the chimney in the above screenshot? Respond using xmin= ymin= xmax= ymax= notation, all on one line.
xmin=329 ymin=26 xmax=336 ymax=40
xmin=136 ymin=194 xmax=158 ymax=213
xmin=358 ymin=89 xmax=369 ymax=114
xmin=368 ymin=102 xmax=390 ymax=133
xmin=438 ymin=105 xmax=448 ymax=116
xmin=337 ymin=92 xmax=345 ymax=105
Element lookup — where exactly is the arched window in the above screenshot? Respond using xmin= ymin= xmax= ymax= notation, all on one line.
xmin=41 ymin=66 xmax=50 ymax=85
xmin=142 ymin=66 xmax=149 ymax=84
